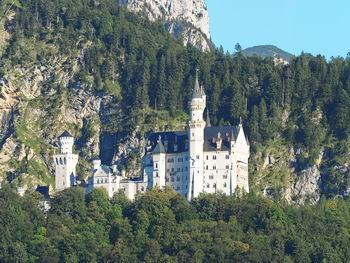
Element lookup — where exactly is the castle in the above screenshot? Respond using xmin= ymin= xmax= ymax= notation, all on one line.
xmin=53 ymin=74 xmax=250 ymax=200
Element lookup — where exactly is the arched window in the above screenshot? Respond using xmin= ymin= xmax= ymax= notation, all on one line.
xmin=59 ymin=158 xmax=63 ymax=165
xmin=64 ymin=157 xmax=66 ymax=164
xmin=207 ymin=183 xmax=210 ymax=188
xmin=141 ymin=187 xmax=144 ymax=191
xmin=213 ymin=183 xmax=216 ymax=188
xmin=105 ymin=178 xmax=107 ymax=183
xmin=223 ymin=182 xmax=227 ymax=188
xmin=96 ymin=179 xmax=99 ymax=184
xmin=55 ymin=158 xmax=59 ymax=165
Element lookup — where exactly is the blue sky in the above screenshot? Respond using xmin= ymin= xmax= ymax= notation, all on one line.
xmin=206 ymin=0 xmax=350 ymax=59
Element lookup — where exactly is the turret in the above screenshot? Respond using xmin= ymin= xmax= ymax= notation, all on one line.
xmin=53 ymin=131 xmax=78 ymax=192
xmin=152 ymin=135 xmax=166 ymax=188
xmin=187 ymin=70 xmax=206 ymax=200
xmin=189 ymin=70 xmax=206 ymax=121
xmin=58 ymin=130 xmax=74 ymax=154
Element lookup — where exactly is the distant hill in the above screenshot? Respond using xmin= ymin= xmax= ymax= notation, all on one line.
xmin=241 ymin=45 xmax=293 ymax=62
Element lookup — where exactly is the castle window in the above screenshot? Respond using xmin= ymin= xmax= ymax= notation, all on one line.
xmin=176 ymin=186 xmax=180 ymax=190
xmin=55 ymin=158 xmax=59 ymax=165
xmin=112 ymin=188 xmax=114 ymax=192
xmin=185 ymin=166 xmax=188 ymax=171
xmin=225 ymin=165 xmax=229 ymax=169
xmin=59 ymin=158 xmax=63 ymax=165
xmin=223 ymin=174 xmax=228 ymax=179
xmin=141 ymin=187 xmax=144 ymax=191
xmin=213 ymin=155 xmax=217 ymax=160
xmin=177 ymin=177 xmax=180 ymax=182
xmin=226 ymin=155 xmax=230 ymax=159
xmin=224 ymin=182 xmax=227 ymax=188
xmin=207 ymin=184 xmax=210 ymax=188
xmin=171 ymin=168 xmax=174 ymax=172
xmin=171 ymin=177 xmax=175 ymax=182
xmin=213 ymin=183 xmax=216 ymax=188
xmin=166 ymin=177 xmax=169 ymax=182
xmin=213 ymin=165 xmax=216 ymax=170
xmin=105 ymin=179 xmax=107 ymax=183
xmin=64 ymin=157 xmax=66 ymax=164
xmin=167 ymin=158 xmax=174 ymax=163
xmin=206 ymin=155 xmax=208 ymax=160
xmin=206 ymin=165 xmax=208 ymax=170
xmin=209 ymin=175 xmax=214 ymax=180
xmin=155 ymin=163 xmax=158 ymax=169
xmin=196 ymin=155 xmax=200 ymax=159
xmin=156 ymin=172 xmax=159 ymax=177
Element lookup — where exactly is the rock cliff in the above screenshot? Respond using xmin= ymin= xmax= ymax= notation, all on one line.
xmin=116 ymin=0 xmax=211 ymax=51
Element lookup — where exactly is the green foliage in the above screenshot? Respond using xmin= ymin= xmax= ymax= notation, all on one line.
xmin=1 ymin=187 xmax=350 ymax=262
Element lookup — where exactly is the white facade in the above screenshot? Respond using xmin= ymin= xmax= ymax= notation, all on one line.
xmin=144 ymin=74 xmax=250 ymax=200
xmin=54 ymin=74 xmax=249 ymax=201
xmin=53 ymin=131 xmax=78 ymax=192
xmin=87 ymin=159 xmax=148 ymax=199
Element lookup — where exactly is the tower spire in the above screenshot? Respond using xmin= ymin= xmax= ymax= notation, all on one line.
xmin=192 ymin=68 xmax=202 ymax=99
xmin=206 ymin=109 xmax=211 ymax=127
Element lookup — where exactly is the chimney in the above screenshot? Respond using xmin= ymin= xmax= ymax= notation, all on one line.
xmin=216 ymin=132 xmax=222 ymax=149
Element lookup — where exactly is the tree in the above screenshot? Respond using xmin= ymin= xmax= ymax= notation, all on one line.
xmin=234 ymin=43 xmax=242 ymax=53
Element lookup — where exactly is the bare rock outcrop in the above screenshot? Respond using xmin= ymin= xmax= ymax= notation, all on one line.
xmin=116 ymin=0 xmax=211 ymax=51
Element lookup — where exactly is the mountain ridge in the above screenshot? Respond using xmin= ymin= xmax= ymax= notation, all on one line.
xmin=241 ymin=45 xmax=293 ymax=62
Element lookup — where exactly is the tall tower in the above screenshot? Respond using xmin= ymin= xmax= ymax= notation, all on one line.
xmin=53 ymin=131 xmax=78 ymax=192
xmin=152 ymin=136 xmax=166 ymax=188
xmin=187 ymin=71 xmax=206 ymax=201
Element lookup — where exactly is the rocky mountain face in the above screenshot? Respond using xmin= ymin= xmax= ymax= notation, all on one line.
xmin=116 ymin=0 xmax=211 ymax=51
xmin=0 ymin=50 xmax=345 ymax=204
xmin=0 ymin=1 xmax=348 ymax=205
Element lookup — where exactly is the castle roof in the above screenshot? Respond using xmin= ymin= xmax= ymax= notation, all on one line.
xmin=192 ymin=70 xmax=204 ymax=99
xmin=93 ymin=165 xmax=113 ymax=176
xmin=147 ymin=126 xmax=241 ymax=153
xmin=152 ymin=135 xmax=166 ymax=154
xmin=59 ymin=130 xmax=73 ymax=138
xmin=203 ymin=126 xmax=238 ymax=151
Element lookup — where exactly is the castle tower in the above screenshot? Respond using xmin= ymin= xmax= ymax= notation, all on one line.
xmin=152 ymin=135 xmax=166 ymax=188
xmin=53 ymin=131 xmax=78 ymax=192
xmin=187 ymin=70 xmax=206 ymax=200
xmin=231 ymin=121 xmax=250 ymax=193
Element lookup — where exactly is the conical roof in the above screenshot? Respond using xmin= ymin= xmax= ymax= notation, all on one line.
xmin=153 ymin=135 xmax=166 ymax=154
xmin=206 ymin=109 xmax=211 ymax=127
xmin=59 ymin=130 xmax=73 ymax=138
xmin=192 ymin=70 xmax=203 ymax=99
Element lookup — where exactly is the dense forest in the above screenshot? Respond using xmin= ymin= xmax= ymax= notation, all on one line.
xmin=0 ymin=187 xmax=349 ymax=263
xmin=1 ymin=0 xmax=349 ymax=197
